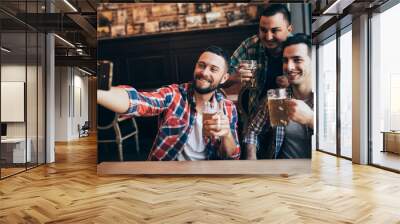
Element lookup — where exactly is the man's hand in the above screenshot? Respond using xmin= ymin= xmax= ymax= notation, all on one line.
xmin=203 ymin=108 xmax=237 ymax=159
xmin=276 ymin=75 xmax=289 ymax=88
xmin=237 ymin=65 xmax=254 ymax=84
xmin=97 ymin=87 xmax=130 ymax=114
xmin=226 ymin=71 xmax=242 ymax=85
xmin=203 ymin=113 xmax=230 ymax=138
xmin=287 ymin=99 xmax=314 ymax=128
xmin=246 ymin=144 xmax=257 ymax=160
xmin=222 ymin=63 xmax=255 ymax=89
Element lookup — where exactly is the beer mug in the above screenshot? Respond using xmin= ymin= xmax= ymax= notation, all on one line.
xmin=202 ymin=101 xmax=220 ymax=137
xmin=267 ymin=88 xmax=289 ymax=127
xmin=239 ymin=59 xmax=257 ymax=88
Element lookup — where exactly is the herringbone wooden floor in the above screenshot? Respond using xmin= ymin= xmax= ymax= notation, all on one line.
xmin=1 ymin=135 xmax=400 ymax=224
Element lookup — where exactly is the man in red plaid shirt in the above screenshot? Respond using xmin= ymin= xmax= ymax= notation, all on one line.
xmin=98 ymin=46 xmax=240 ymax=161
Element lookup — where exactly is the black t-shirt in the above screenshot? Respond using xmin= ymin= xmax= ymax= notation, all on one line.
xmin=260 ymin=54 xmax=283 ymax=100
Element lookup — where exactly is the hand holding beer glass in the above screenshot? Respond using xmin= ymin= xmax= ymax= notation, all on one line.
xmin=276 ymin=75 xmax=289 ymax=88
xmin=267 ymin=88 xmax=290 ymax=127
xmin=238 ymin=60 xmax=257 ymax=88
xmin=287 ymin=99 xmax=314 ymax=128
xmin=202 ymin=101 xmax=230 ymax=138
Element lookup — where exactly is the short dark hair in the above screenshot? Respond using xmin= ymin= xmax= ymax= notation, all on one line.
xmin=203 ymin=45 xmax=230 ymax=68
xmin=282 ymin=33 xmax=312 ymax=56
xmin=261 ymin=4 xmax=291 ymax=25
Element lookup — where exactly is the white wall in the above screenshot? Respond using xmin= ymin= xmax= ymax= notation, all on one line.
xmin=1 ymin=65 xmax=30 ymax=137
xmin=55 ymin=67 xmax=89 ymax=141
xmin=55 ymin=66 xmax=69 ymax=141
xmin=1 ymin=63 xmax=46 ymax=163
xmin=73 ymin=73 xmax=89 ymax=138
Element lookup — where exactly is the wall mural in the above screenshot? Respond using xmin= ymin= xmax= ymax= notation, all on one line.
xmin=96 ymin=3 xmax=312 ymax=174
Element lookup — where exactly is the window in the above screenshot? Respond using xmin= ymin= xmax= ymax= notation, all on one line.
xmin=317 ymin=35 xmax=337 ymax=155
xmin=370 ymin=2 xmax=400 ymax=171
xmin=339 ymin=27 xmax=352 ymax=158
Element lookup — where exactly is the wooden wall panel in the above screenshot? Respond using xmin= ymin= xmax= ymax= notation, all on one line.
xmin=126 ymin=56 xmax=172 ymax=88
xmin=174 ymin=51 xmax=199 ymax=83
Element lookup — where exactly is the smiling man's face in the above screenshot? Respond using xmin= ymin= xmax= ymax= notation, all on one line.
xmin=193 ymin=51 xmax=228 ymax=94
xmin=259 ymin=13 xmax=292 ymax=53
xmin=283 ymin=43 xmax=311 ymax=85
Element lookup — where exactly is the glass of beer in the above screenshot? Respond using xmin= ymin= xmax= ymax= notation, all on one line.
xmin=239 ymin=60 xmax=257 ymax=88
xmin=267 ymin=88 xmax=289 ymax=127
xmin=202 ymin=101 xmax=220 ymax=137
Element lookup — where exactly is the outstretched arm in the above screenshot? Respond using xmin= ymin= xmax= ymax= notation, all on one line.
xmin=97 ymin=85 xmax=176 ymax=117
xmin=97 ymin=87 xmax=130 ymax=114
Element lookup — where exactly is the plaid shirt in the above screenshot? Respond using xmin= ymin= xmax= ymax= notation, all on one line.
xmin=229 ymin=35 xmax=272 ymax=116
xmin=243 ymin=101 xmax=286 ymax=159
xmin=229 ymin=34 xmax=292 ymax=116
xmin=243 ymin=88 xmax=313 ymax=158
xmin=122 ymin=83 xmax=241 ymax=161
